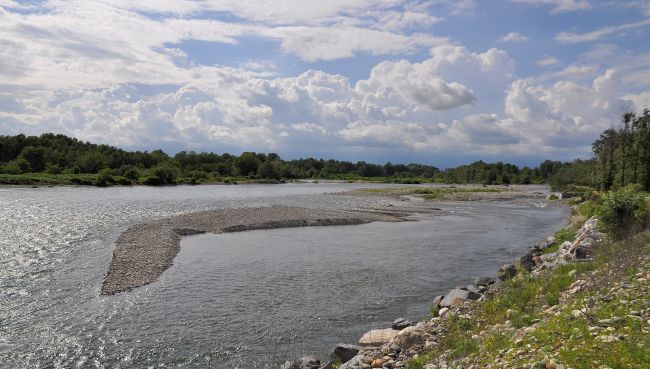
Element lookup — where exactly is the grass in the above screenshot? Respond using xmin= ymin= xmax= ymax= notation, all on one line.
xmin=543 ymin=227 xmax=578 ymax=254
xmin=357 ymin=186 xmax=507 ymax=200
xmin=0 ymin=173 xmax=289 ymax=187
xmin=409 ymin=229 xmax=650 ymax=369
xmin=0 ymin=172 xmax=435 ymax=187
xmin=0 ymin=173 xmax=132 ymax=186
xmin=412 ymin=187 xmax=505 ymax=200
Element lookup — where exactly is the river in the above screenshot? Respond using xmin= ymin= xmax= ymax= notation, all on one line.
xmin=0 ymin=183 xmax=568 ymax=368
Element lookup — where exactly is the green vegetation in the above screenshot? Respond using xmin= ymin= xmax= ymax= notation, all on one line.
xmin=597 ymin=186 xmax=650 ymax=239
xmin=0 ymin=133 xmax=443 ymax=186
xmin=357 ymin=186 xmax=508 ymax=201
xmin=1 ymin=111 xmax=648 ymax=188
xmin=412 ymin=187 xmax=505 ymax=200
xmin=406 ymin=186 xmax=650 ymax=369
xmin=543 ymin=227 xmax=578 ymax=254
xmin=593 ymin=110 xmax=650 ymax=191
xmin=409 ymin=228 xmax=650 ymax=369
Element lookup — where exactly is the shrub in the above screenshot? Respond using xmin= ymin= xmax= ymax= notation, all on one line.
xmin=256 ymin=160 xmax=281 ymax=180
xmin=597 ymin=188 xmax=649 ymax=239
xmin=95 ymin=168 xmax=114 ymax=186
xmin=115 ymin=165 xmax=140 ymax=180
xmin=142 ymin=164 xmax=179 ymax=185
xmin=44 ymin=163 xmax=62 ymax=174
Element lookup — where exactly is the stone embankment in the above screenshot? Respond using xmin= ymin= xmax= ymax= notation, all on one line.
xmin=281 ymin=217 xmax=605 ymax=369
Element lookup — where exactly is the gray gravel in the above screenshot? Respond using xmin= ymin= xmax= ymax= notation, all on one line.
xmin=101 ymin=206 xmax=407 ymax=295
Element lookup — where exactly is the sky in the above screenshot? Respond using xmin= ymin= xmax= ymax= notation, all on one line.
xmin=1 ymin=0 xmax=650 ymax=167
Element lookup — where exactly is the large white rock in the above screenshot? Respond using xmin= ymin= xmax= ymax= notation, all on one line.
xmin=389 ymin=326 xmax=426 ymax=350
xmin=358 ymin=328 xmax=400 ymax=346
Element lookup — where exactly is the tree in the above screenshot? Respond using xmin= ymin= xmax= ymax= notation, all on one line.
xmin=77 ymin=152 xmax=106 ymax=173
xmin=235 ymin=152 xmax=260 ymax=177
xmin=18 ymin=146 xmax=47 ymax=172
xmin=257 ymin=160 xmax=281 ymax=180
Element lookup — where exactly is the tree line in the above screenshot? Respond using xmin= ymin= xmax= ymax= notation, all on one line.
xmin=0 ymin=110 xmax=648 ymax=188
xmin=592 ymin=110 xmax=650 ymax=191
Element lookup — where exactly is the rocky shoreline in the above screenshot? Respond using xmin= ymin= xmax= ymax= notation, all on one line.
xmin=280 ymin=214 xmax=604 ymax=369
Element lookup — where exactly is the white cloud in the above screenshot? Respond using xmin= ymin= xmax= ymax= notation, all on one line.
xmin=623 ymin=92 xmax=650 ymax=112
xmin=1 ymin=46 xmax=515 ymax=154
xmin=537 ymin=56 xmax=560 ymax=66
xmin=499 ymin=32 xmax=529 ymax=42
xmin=426 ymin=0 xmax=477 ymax=16
xmin=624 ymin=1 xmax=650 ymax=16
xmin=511 ymin=0 xmax=590 ymax=14
xmin=0 ymin=0 xmax=450 ymax=93
xmin=501 ymin=69 xmax=623 ymax=149
xmin=556 ymin=18 xmax=650 ymax=43
xmin=262 ymin=26 xmax=445 ymax=61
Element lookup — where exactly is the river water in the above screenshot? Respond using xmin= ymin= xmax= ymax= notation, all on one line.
xmin=0 ymin=183 xmax=568 ymax=368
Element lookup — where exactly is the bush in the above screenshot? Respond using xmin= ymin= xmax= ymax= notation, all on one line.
xmin=142 ymin=164 xmax=179 ymax=185
xmin=45 ymin=163 xmax=62 ymax=174
xmin=256 ymin=160 xmax=281 ymax=180
xmin=115 ymin=165 xmax=140 ymax=180
xmin=95 ymin=168 xmax=114 ymax=186
xmin=597 ymin=188 xmax=649 ymax=239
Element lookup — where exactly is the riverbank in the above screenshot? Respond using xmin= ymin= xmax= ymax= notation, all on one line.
xmin=286 ymin=198 xmax=649 ymax=369
xmin=0 ymin=172 xmax=436 ymax=187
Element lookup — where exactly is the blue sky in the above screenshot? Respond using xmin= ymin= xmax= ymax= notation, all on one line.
xmin=1 ymin=0 xmax=650 ymax=167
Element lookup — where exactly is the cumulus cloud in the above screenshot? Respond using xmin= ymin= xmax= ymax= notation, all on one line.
xmin=5 ymin=46 xmax=628 ymax=158
xmin=1 ymin=46 xmax=516 ymax=154
xmin=1 ymin=1 xmax=647 ymax=163
xmin=623 ymin=92 xmax=650 ymax=112
xmin=0 ymin=0 xmax=448 ymax=93
xmin=502 ymin=69 xmax=623 ymax=149
xmin=499 ymin=32 xmax=529 ymax=43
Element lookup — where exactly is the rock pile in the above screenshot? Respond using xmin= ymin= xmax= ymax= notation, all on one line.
xmin=536 ymin=216 xmax=604 ymax=272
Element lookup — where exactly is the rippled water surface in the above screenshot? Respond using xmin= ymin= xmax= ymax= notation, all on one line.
xmin=0 ymin=184 xmax=568 ymax=368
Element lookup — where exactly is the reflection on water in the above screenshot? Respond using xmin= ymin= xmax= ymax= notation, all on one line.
xmin=0 ymin=184 xmax=567 ymax=368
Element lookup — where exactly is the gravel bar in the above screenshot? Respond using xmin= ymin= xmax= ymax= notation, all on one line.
xmin=101 ymin=206 xmax=405 ymax=295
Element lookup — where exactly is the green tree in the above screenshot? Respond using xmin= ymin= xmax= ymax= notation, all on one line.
xmin=235 ymin=152 xmax=260 ymax=177
xmin=18 ymin=146 xmax=47 ymax=172
xmin=257 ymin=160 xmax=281 ymax=180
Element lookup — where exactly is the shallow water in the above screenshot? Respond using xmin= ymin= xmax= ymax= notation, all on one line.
xmin=0 ymin=184 xmax=567 ymax=368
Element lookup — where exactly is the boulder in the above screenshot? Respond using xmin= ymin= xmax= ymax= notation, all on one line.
xmin=389 ymin=326 xmax=426 ymax=351
xmin=432 ymin=295 xmax=444 ymax=308
xmin=438 ymin=307 xmax=450 ymax=317
xmin=497 ymin=263 xmax=516 ymax=281
xmin=359 ymin=328 xmax=400 ymax=347
xmin=473 ymin=276 xmax=495 ymax=287
xmin=391 ymin=318 xmax=413 ymax=330
xmin=440 ymin=288 xmax=482 ymax=308
xmin=319 ymin=362 xmax=334 ymax=369
xmin=330 ymin=343 xmax=361 ymax=363
xmin=338 ymin=355 xmax=364 ymax=369
xmin=515 ymin=252 xmax=535 ymax=272
xmin=280 ymin=356 xmax=320 ymax=369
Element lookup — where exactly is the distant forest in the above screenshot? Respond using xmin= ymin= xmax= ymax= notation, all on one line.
xmin=1 ymin=110 xmax=648 ymax=190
